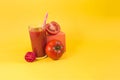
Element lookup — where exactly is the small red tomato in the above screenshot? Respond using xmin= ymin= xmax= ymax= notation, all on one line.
xmin=45 ymin=21 xmax=60 ymax=35
xmin=25 ymin=52 xmax=36 ymax=62
xmin=45 ymin=40 xmax=64 ymax=60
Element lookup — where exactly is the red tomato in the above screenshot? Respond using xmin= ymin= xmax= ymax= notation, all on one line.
xmin=45 ymin=21 xmax=60 ymax=35
xmin=45 ymin=40 xmax=64 ymax=60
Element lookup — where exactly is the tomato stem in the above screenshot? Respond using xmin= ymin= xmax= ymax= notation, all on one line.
xmin=55 ymin=45 xmax=61 ymax=50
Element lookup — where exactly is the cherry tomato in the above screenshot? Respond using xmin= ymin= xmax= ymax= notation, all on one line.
xmin=45 ymin=40 xmax=64 ymax=60
xmin=45 ymin=21 xmax=60 ymax=35
xmin=25 ymin=52 xmax=36 ymax=62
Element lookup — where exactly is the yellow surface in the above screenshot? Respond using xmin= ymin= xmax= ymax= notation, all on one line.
xmin=0 ymin=0 xmax=120 ymax=80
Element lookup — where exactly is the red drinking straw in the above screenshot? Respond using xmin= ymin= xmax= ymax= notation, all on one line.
xmin=42 ymin=12 xmax=48 ymax=29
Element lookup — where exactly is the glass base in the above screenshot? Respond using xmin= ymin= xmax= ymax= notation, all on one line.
xmin=36 ymin=55 xmax=48 ymax=60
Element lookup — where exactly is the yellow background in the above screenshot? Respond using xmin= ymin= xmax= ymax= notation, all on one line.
xmin=0 ymin=0 xmax=120 ymax=80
